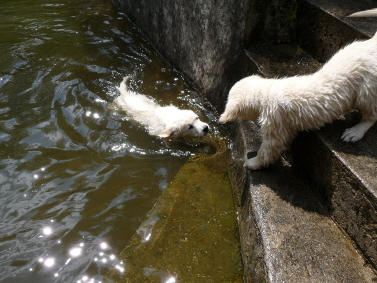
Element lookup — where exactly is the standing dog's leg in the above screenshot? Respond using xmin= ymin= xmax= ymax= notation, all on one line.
xmin=341 ymin=116 xmax=377 ymax=142
xmin=244 ymin=135 xmax=288 ymax=170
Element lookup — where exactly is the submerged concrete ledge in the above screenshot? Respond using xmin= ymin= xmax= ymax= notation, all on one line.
xmin=106 ymin=138 xmax=243 ymax=282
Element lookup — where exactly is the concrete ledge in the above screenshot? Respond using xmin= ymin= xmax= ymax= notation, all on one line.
xmin=229 ymin=120 xmax=376 ymax=282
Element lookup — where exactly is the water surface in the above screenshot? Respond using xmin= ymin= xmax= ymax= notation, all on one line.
xmin=0 ymin=1 xmax=239 ymax=282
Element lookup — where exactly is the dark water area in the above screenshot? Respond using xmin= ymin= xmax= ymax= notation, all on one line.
xmin=0 ymin=1 xmax=227 ymax=282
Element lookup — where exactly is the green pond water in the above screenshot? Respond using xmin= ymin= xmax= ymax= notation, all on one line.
xmin=0 ymin=0 xmax=242 ymax=282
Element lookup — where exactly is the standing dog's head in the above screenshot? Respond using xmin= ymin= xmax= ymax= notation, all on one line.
xmin=159 ymin=110 xmax=209 ymax=139
xmin=219 ymin=75 xmax=264 ymax=123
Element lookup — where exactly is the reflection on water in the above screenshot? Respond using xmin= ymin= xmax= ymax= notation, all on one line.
xmin=0 ymin=0 xmax=225 ymax=282
xmin=0 ymin=0 xmax=238 ymax=282
xmin=31 ymin=220 xmax=127 ymax=283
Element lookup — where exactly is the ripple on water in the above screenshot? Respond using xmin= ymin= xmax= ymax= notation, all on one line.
xmin=0 ymin=0 xmax=228 ymax=282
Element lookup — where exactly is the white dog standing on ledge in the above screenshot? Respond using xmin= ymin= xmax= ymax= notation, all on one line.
xmin=114 ymin=77 xmax=209 ymax=139
xmin=219 ymin=34 xmax=377 ymax=170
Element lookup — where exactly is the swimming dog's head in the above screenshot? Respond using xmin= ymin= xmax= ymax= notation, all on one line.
xmin=159 ymin=110 xmax=209 ymax=139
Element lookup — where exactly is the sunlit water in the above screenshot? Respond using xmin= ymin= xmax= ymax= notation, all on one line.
xmin=0 ymin=0 xmax=226 ymax=282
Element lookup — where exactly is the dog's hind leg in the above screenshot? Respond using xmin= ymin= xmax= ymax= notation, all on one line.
xmin=244 ymin=136 xmax=288 ymax=170
xmin=341 ymin=116 xmax=377 ymax=142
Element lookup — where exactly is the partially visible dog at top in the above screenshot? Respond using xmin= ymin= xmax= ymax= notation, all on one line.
xmin=114 ymin=77 xmax=209 ymax=139
xmin=219 ymin=33 xmax=377 ymax=170
xmin=348 ymin=8 xmax=377 ymax=17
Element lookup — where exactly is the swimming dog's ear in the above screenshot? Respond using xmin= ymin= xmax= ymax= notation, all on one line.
xmin=159 ymin=126 xmax=177 ymax=138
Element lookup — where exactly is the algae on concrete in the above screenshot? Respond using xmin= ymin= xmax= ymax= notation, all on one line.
xmin=106 ymin=137 xmax=243 ymax=282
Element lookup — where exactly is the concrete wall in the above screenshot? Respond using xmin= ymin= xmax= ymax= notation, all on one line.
xmin=112 ymin=0 xmax=250 ymax=111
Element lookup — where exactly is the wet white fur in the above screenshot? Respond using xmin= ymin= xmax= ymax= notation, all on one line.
xmin=114 ymin=77 xmax=209 ymax=139
xmin=219 ymin=34 xmax=377 ymax=170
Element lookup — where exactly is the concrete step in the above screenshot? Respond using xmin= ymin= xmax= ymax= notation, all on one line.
xmin=292 ymin=114 xmax=377 ymax=271
xmin=297 ymin=0 xmax=375 ymax=62
xmin=296 ymin=0 xmax=377 ymax=270
xmin=229 ymin=120 xmax=376 ymax=282
xmin=234 ymin=2 xmax=377 ymax=277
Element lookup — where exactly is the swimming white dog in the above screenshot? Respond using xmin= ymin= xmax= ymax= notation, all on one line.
xmin=219 ymin=34 xmax=377 ymax=170
xmin=114 ymin=77 xmax=209 ymax=139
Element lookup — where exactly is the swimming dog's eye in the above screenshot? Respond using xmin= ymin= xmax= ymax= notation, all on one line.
xmin=195 ymin=116 xmax=199 ymax=120
xmin=188 ymin=125 xmax=194 ymax=130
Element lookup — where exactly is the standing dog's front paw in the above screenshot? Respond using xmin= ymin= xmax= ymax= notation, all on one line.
xmin=341 ymin=127 xmax=364 ymax=142
xmin=244 ymin=157 xmax=263 ymax=170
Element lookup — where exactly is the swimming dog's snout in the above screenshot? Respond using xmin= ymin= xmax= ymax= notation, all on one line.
xmin=203 ymin=125 xmax=209 ymax=134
